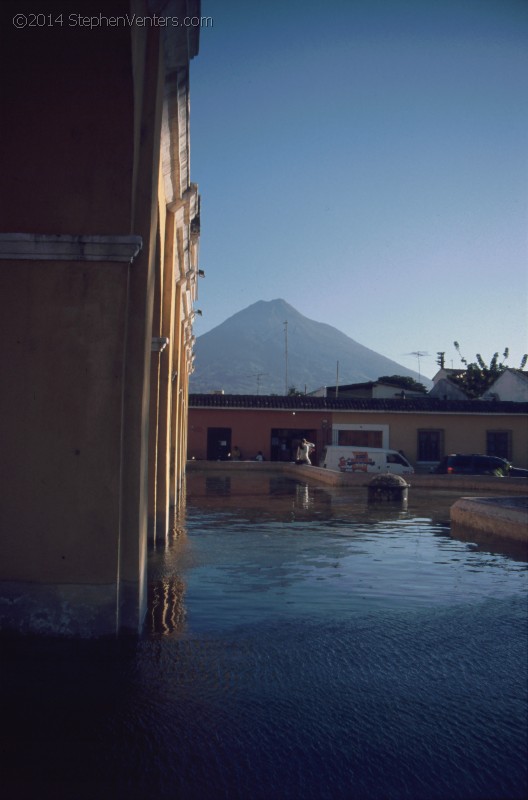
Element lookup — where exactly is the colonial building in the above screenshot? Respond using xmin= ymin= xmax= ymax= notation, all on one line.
xmin=0 ymin=0 xmax=201 ymax=636
xmin=188 ymin=394 xmax=528 ymax=470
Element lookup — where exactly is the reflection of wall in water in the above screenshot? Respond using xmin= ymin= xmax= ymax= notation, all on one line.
xmin=205 ymin=476 xmax=231 ymax=496
xmin=267 ymin=477 xmax=313 ymax=511
xmin=268 ymin=477 xmax=298 ymax=496
xmin=268 ymin=477 xmax=335 ymax=514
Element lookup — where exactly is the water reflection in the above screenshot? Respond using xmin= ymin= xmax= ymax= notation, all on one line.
xmin=150 ymin=473 xmax=527 ymax=633
xmin=205 ymin=475 xmax=231 ymax=496
xmin=141 ymin=474 xmax=527 ymax=799
xmin=192 ymin=473 xmax=414 ymax=516
xmin=148 ymin=576 xmax=186 ymax=637
xmin=4 ymin=473 xmax=524 ymax=800
xmin=188 ymin=474 xmax=528 ymax=567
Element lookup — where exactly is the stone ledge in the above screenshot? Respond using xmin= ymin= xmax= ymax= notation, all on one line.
xmin=450 ymin=496 xmax=528 ymax=544
xmin=0 ymin=233 xmax=143 ymax=263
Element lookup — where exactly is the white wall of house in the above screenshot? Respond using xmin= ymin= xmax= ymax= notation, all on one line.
xmin=482 ymin=370 xmax=528 ymax=402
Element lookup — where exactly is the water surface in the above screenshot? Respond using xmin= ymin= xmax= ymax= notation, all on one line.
xmin=2 ymin=473 xmax=527 ymax=800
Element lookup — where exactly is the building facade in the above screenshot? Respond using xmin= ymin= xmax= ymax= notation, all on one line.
xmin=0 ymin=0 xmax=201 ymax=636
xmin=188 ymin=395 xmax=528 ymax=470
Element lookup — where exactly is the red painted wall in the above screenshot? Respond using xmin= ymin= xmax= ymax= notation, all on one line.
xmin=188 ymin=408 xmax=332 ymax=463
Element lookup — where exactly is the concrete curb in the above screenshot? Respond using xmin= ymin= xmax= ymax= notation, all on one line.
xmin=450 ymin=497 xmax=528 ymax=544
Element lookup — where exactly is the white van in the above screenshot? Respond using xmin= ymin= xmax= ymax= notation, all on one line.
xmin=320 ymin=446 xmax=414 ymax=475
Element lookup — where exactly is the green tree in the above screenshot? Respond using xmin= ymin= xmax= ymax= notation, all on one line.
xmin=377 ymin=375 xmax=428 ymax=394
xmin=451 ymin=343 xmax=528 ymax=399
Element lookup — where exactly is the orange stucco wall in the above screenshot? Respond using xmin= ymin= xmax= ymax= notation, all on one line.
xmin=188 ymin=406 xmax=528 ymax=468
xmin=0 ymin=261 xmax=128 ymax=583
xmin=0 ymin=1 xmax=138 ymax=594
xmin=331 ymin=410 xmax=528 ymax=467
xmin=0 ymin=0 xmax=199 ymax=636
xmin=188 ymin=408 xmax=331 ymax=462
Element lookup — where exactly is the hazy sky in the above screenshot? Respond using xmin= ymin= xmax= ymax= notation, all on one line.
xmin=190 ymin=0 xmax=527 ymax=380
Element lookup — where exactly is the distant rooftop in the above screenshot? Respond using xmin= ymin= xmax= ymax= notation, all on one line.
xmin=322 ymin=380 xmax=426 ymax=397
xmin=189 ymin=393 xmax=528 ymax=414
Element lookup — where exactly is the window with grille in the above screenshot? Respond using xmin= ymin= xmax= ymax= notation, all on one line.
xmin=337 ymin=429 xmax=383 ymax=448
xmin=417 ymin=429 xmax=444 ymax=461
xmin=486 ymin=430 xmax=512 ymax=460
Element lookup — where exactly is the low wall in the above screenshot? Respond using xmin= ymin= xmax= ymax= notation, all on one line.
xmin=450 ymin=497 xmax=528 ymax=545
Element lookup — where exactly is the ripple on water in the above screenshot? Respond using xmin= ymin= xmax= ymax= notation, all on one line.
xmin=108 ymin=593 xmax=528 ymax=800
xmin=3 ymin=479 xmax=526 ymax=800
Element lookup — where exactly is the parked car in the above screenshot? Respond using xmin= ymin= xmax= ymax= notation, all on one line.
xmin=433 ymin=454 xmax=512 ymax=476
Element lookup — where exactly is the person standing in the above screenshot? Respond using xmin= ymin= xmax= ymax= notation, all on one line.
xmin=296 ymin=438 xmax=315 ymax=465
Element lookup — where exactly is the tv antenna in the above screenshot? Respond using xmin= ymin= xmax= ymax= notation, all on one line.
xmin=405 ymin=351 xmax=429 ymax=381
xmin=247 ymin=372 xmax=268 ymax=395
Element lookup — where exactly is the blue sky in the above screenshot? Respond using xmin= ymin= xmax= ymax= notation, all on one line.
xmin=189 ymin=0 xmax=527 ymax=380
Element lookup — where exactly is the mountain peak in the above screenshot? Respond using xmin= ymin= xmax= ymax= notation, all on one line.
xmin=190 ymin=300 xmax=426 ymax=394
xmin=234 ymin=298 xmax=298 ymax=319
